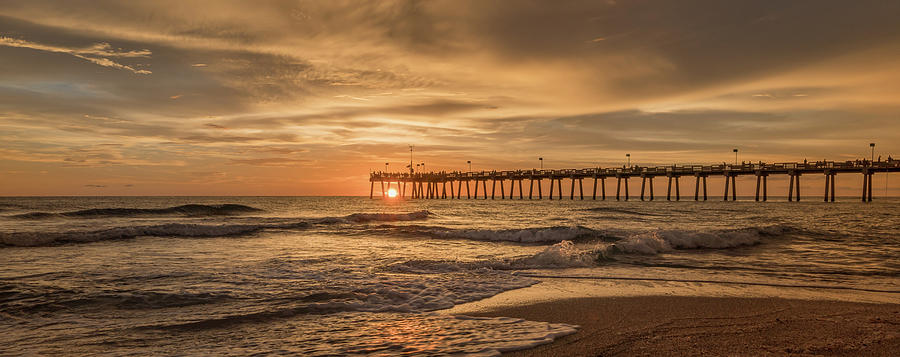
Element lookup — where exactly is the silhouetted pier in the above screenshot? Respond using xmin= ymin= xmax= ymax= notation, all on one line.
xmin=370 ymin=160 xmax=900 ymax=202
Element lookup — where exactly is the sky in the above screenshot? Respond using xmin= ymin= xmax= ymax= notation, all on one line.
xmin=1 ymin=0 xmax=899 ymax=196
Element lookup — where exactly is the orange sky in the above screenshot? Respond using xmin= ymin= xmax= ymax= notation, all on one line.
xmin=1 ymin=0 xmax=899 ymax=196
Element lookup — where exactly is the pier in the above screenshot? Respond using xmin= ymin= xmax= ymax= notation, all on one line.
xmin=370 ymin=160 xmax=900 ymax=202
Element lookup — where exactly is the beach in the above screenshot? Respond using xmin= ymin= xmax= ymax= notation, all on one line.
xmin=444 ymin=275 xmax=899 ymax=355
xmin=474 ymin=295 xmax=899 ymax=356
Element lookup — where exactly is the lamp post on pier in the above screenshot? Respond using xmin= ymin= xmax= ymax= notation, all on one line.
xmin=539 ymin=157 xmax=543 ymax=170
xmin=870 ymin=143 xmax=876 ymax=163
xmin=467 ymin=160 xmax=471 ymax=172
xmin=385 ymin=162 xmax=389 ymax=172
xmin=626 ymin=153 xmax=630 ymax=168
xmin=733 ymin=148 xmax=738 ymax=165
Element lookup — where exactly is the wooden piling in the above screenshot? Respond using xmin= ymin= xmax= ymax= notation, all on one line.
xmin=702 ymin=176 xmax=708 ymax=201
xmin=830 ymin=174 xmax=835 ymax=202
xmin=640 ymin=176 xmax=646 ymax=201
xmin=579 ymin=178 xmax=584 ymax=200
xmin=723 ymin=174 xmax=730 ymax=201
xmin=570 ymin=176 xmax=575 ymax=200
xmin=675 ymin=176 xmax=680 ymax=201
xmin=549 ymin=178 xmax=555 ymax=200
xmin=694 ymin=175 xmax=700 ymax=201
xmin=529 ymin=178 xmax=534 ymax=199
xmin=667 ymin=176 xmax=672 ymax=201
xmin=601 ymin=177 xmax=606 ymax=200
xmin=557 ymin=178 xmax=563 ymax=200
xmin=755 ymin=175 xmax=761 ymax=201
xmin=624 ymin=177 xmax=630 ymax=201
xmin=788 ymin=174 xmax=794 ymax=202
xmin=616 ymin=176 xmax=621 ymax=201
xmin=867 ymin=173 xmax=873 ymax=202
xmin=731 ymin=175 xmax=737 ymax=201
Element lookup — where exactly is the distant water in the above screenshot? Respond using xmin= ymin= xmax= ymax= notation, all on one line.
xmin=1 ymin=196 xmax=898 ymax=355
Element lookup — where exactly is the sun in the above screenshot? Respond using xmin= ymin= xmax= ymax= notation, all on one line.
xmin=387 ymin=188 xmax=398 ymax=198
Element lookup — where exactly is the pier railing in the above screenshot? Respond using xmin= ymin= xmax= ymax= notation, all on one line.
xmin=370 ymin=159 xmax=900 ymax=202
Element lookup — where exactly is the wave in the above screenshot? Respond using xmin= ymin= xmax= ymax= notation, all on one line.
xmin=314 ymin=210 xmax=432 ymax=224
xmin=5 ymin=291 xmax=234 ymax=314
xmin=599 ymin=225 xmax=790 ymax=257
xmin=1 ymin=210 xmax=432 ymax=247
xmin=380 ymin=225 xmax=611 ymax=243
xmin=0 ymin=222 xmax=311 ymax=247
xmin=580 ymin=207 xmax=658 ymax=216
xmin=385 ymin=241 xmax=598 ymax=272
xmin=10 ymin=204 xmax=263 ymax=219
xmin=383 ymin=225 xmax=794 ymax=271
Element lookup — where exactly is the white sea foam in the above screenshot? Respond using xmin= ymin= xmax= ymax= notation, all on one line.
xmin=342 ymin=209 xmax=432 ymax=223
xmin=602 ymin=225 xmax=787 ymax=257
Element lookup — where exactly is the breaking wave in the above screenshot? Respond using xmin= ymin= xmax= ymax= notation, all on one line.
xmin=599 ymin=225 xmax=791 ymax=257
xmin=1 ymin=210 xmax=433 ymax=247
xmin=0 ymin=222 xmax=310 ymax=247
xmin=384 ymin=225 xmax=794 ymax=272
xmin=10 ymin=204 xmax=263 ymax=219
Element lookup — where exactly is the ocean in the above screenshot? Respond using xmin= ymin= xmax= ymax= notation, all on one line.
xmin=1 ymin=196 xmax=898 ymax=355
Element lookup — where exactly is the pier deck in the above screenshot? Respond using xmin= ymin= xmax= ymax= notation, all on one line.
xmin=370 ymin=160 xmax=900 ymax=202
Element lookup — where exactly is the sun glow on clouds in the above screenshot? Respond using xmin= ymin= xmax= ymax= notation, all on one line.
xmin=0 ymin=0 xmax=899 ymax=195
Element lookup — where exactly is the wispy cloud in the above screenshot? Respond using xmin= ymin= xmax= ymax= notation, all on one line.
xmin=0 ymin=36 xmax=151 ymax=74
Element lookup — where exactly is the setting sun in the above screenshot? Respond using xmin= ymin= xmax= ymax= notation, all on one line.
xmin=387 ymin=188 xmax=398 ymax=198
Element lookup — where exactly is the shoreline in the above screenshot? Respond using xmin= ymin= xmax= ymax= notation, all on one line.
xmin=445 ymin=277 xmax=900 ymax=355
xmin=472 ymin=295 xmax=900 ymax=356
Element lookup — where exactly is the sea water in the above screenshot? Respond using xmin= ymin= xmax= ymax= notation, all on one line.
xmin=1 ymin=196 xmax=898 ymax=355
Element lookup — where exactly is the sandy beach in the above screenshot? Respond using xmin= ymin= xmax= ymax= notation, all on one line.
xmin=471 ymin=296 xmax=899 ymax=356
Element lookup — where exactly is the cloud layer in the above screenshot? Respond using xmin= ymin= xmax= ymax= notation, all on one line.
xmin=1 ymin=0 xmax=899 ymax=195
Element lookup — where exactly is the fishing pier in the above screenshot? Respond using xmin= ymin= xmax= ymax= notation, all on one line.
xmin=370 ymin=160 xmax=900 ymax=202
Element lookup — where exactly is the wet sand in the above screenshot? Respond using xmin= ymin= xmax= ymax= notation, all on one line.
xmin=472 ymin=296 xmax=900 ymax=356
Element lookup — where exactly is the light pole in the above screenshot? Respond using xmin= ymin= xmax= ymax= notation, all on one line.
xmin=539 ymin=157 xmax=543 ymax=170
xmin=870 ymin=143 xmax=875 ymax=162
xmin=733 ymin=148 xmax=738 ymax=165
xmin=626 ymin=153 xmax=630 ymax=167
xmin=421 ymin=162 xmax=425 ymax=172
xmin=409 ymin=145 xmax=414 ymax=173
xmin=385 ymin=162 xmax=389 ymax=172
xmin=467 ymin=160 xmax=471 ymax=172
